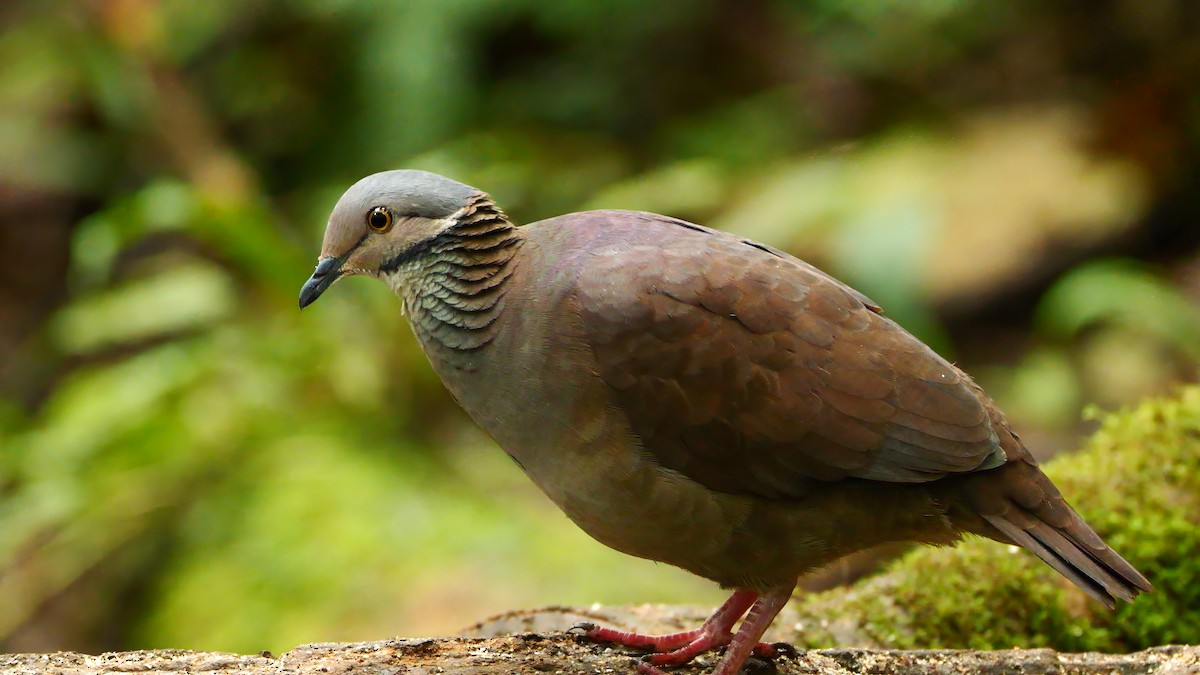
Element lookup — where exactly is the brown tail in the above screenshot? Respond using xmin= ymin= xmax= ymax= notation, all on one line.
xmin=962 ymin=459 xmax=1152 ymax=608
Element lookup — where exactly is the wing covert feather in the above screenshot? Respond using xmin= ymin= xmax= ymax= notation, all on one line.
xmin=576 ymin=219 xmax=1005 ymax=499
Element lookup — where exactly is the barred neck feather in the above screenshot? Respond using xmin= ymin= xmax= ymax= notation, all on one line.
xmin=394 ymin=194 xmax=522 ymax=351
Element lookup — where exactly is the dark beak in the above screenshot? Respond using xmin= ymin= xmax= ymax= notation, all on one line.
xmin=298 ymin=256 xmax=344 ymax=308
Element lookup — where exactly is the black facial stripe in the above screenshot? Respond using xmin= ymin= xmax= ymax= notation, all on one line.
xmin=379 ymin=236 xmax=439 ymax=274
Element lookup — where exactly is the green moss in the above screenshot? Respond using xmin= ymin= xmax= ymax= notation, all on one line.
xmin=788 ymin=387 xmax=1200 ymax=650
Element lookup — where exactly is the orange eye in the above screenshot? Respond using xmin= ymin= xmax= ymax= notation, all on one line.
xmin=366 ymin=206 xmax=393 ymax=232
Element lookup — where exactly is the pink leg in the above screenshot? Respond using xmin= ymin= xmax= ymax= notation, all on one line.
xmin=711 ymin=586 xmax=794 ymax=675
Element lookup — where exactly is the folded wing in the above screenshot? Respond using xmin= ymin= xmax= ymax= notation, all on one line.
xmin=576 ymin=217 xmax=1006 ymax=499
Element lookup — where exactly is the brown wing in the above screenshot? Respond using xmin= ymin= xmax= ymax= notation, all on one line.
xmin=575 ymin=216 xmax=1006 ymax=499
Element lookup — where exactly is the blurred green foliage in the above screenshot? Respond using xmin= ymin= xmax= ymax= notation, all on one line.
xmin=1 ymin=0 xmax=1198 ymax=657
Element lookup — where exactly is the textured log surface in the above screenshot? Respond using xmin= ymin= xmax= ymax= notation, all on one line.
xmin=4 ymin=606 xmax=1197 ymax=675
xmin=3 ymin=638 xmax=1195 ymax=675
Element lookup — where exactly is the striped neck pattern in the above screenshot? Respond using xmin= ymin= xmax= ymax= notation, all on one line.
xmin=398 ymin=193 xmax=523 ymax=351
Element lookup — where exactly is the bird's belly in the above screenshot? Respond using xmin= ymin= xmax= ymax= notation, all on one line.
xmin=520 ymin=437 xmax=774 ymax=585
xmin=511 ymin=420 xmax=959 ymax=589
xmin=498 ymin=418 xmax=852 ymax=588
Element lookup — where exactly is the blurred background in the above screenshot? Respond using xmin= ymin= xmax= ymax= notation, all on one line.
xmin=2 ymin=0 xmax=1199 ymax=657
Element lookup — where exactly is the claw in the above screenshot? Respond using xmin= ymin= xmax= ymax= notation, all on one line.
xmin=750 ymin=642 xmax=778 ymax=658
xmin=636 ymin=656 xmax=670 ymax=675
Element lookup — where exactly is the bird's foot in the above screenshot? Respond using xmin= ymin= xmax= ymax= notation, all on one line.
xmin=571 ymin=588 xmax=797 ymax=673
xmin=573 ymin=622 xmax=786 ymax=670
xmin=633 ymin=646 xmax=788 ymax=675
xmin=572 ymin=622 xmax=704 ymax=653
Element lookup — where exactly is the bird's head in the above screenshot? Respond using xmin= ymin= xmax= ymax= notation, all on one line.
xmin=298 ymin=170 xmax=481 ymax=308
